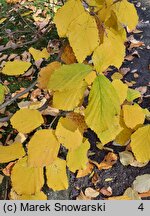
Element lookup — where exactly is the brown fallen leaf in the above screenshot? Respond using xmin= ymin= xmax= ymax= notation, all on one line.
xmin=92 ymin=173 xmax=100 ymax=185
xmin=139 ymin=190 xmax=150 ymax=198
xmin=76 ymin=162 xmax=94 ymax=178
xmin=12 ymin=88 xmax=29 ymax=99
xmin=76 ymin=191 xmax=91 ymax=200
xmin=90 ymin=152 xmax=118 ymax=170
xmin=119 ymin=67 xmax=130 ymax=76
xmin=84 ymin=187 xmax=99 ymax=198
xmin=2 ymin=162 xmax=16 ymax=176
xmin=61 ymin=44 xmax=77 ymax=64
xmin=100 ymin=186 xmax=112 ymax=197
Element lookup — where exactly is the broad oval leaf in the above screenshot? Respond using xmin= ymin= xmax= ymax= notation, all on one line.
xmin=67 ymin=11 xmax=100 ymax=62
xmin=28 ymin=129 xmax=60 ymax=167
xmin=112 ymin=79 xmax=128 ymax=104
xmin=47 ymin=63 xmax=92 ymax=91
xmin=53 ymin=81 xmax=87 ymax=111
xmin=130 ymin=125 xmax=150 ymax=162
xmin=132 ymin=174 xmax=150 ymax=193
xmin=85 ymin=75 xmax=121 ymax=144
xmin=11 ymin=157 xmax=44 ymax=195
xmin=56 ymin=117 xmax=83 ymax=151
xmin=54 ymin=0 xmax=85 ymax=37
xmin=2 ymin=60 xmax=31 ymax=76
xmin=46 ymin=158 xmax=68 ymax=191
xmin=10 ymin=109 xmax=44 ymax=134
xmin=112 ymin=0 xmax=138 ymax=31
xmin=127 ymin=88 xmax=141 ymax=102
xmin=38 ymin=62 xmax=61 ymax=89
xmin=67 ymin=140 xmax=90 ymax=173
xmin=0 ymin=142 xmax=25 ymax=163
xmin=92 ymin=29 xmax=125 ymax=73
xmin=123 ymin=104 xmax=145 ymax=129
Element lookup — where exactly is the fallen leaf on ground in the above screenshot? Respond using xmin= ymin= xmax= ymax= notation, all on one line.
xmin=90 ymin=152 xmax=118 ymax=170
xmin=76 ymin=162 xmax=94 ymax=178
xmin=84 ymin=187 xmax=99 ymax=198
xmin=2 ymin=162 xmax=16 ymax=176
xmin=132 ymin=174 xmax=150 ymax=193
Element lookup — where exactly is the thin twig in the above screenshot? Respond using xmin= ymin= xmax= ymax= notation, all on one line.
xmin=0 ymin=80 xmax=37 ymax=111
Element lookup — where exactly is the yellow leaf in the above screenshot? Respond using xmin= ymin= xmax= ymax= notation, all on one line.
xmin=55 ymin=117 xmax=83 ymax=151
xmin=85 ymin=75 xmax=121 ymax=144
xmin=38 ymin=62 xmax=61 ymax=89
xmin=66 ymin=112 xmax=88 ymax=134
xmin=29 ymin=47 xmax=50 ymax=61
xmin=112 ymin=0 xmax=138 ymax=31
xmin=2 ymin=60 xmax=31 ymax=76
xmin=92 ymin=29 xmax=125 ymax=73
xmin=0 ymin=18 xmax=7 ymax=24
xmin=11 ymin=157 xmax=44 ymax=195
xmin=10 ymin=190 xmax=47 ymax=200
xmin=112 ymin=79 xmax=128 ymax=104
xmin=130 ymin=125 xmax=150 ymax=162
xmin=47 ymin=63 xmax=92 ymax=91
xmin=46 ymin=158 xmax=68 ymax=191
xmin=111 ymin=72 xmax=123 ymax=80
xmin=127 ymin=88 xmax=141 ymax=102
xmin=84 ymin=71 xmax=97 ymax=86
xmin=67 ymin=140 xmax=90 ymax=173
xmin=0 ymin=84 xmax=5 ymax=104
xmin=10 ymin=109 xmax=44 ymax=134
xmin=0 ymin=142 xmax=25 ymax=163
xmin=123 ymin=104 xmax=145 ymax=129
xmin=115 ymin=125 xmax=133 ymax=146
xmin=67 ymin=11 xmax=100 ymax=62
xmin=53 ymin=81 xmax=87 ymax=110
xmin=54 ymin=0 xmax=85 ymax=37
xmin=28 ymin=130 xmax=60 ymax=167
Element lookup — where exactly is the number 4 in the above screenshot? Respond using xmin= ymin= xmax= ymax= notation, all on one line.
xmin=138 ymin=203 xmax=144 ymax=211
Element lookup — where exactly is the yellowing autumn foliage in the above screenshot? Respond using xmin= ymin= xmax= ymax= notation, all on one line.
xmin=130 ymin=125 xmax=150 ymax=162
xmin=67 ymin=140 xmax=90 ymax=172
xmin=10 ymin=109 xmax=44 ymax=133
xmin=46 ymin=158 xmax=68 ymax=191
xmin=123 ymin=104 xmax=145 ymax=129
xmin=0 ymin=143 xmax=25 ymax=163
xmin=2 ymin=60 xmax=31 ymax=76
xmin=11 ymin=157 xmax=44 ymax=195
xmin=92 ymin=29 xmax=125 ymax=73
xmin=56 ymin=117 xmax=83 ymax=151
xmin=38 ymin=61 xmax=61 ymax=89
xmin=85 ymin=75 xmax=121 ymax=144
xmin=29 ymin=47 xmax=50 ymax=61
xmin=28 ymin=130 xmax=60 ymax=167
xmin=0 ymin=84 xmax=5 ymax=104
xmin=0 ymin=0 xmax=146 ymax=201
xmin=47 ymin=63 xmax=92 ymax=91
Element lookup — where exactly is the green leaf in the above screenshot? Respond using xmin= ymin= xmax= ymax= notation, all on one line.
xmin=85 ymin=75 xmax=121 ymax=144
xmin=127 ymin=88 xmax=141 ymax=102
xmin=47 ymin=63 xmax=92 ymax=91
